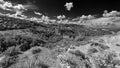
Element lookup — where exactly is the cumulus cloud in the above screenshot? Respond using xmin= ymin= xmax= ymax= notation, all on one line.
xmin=34 ymin=11 xmax=42 ymax=16
xmin=103 ymin=10 xmax=120 ymax=17
xmin=13 ymin=4 xmax=27 ymax=16
xmin=0 ymin=0 xmax=13 ymax=11
xmin=57 ymin=15 xmax=66 ymax=19
xmin=64 ymin=2 xmax=73 ymax=11
xmin=41 ymin=15 xmax=49 ymax=21
xmin=0 ymin=0 xmax=38 ymax=17
xmin=80 ymin=15 xmax=95 ymax=19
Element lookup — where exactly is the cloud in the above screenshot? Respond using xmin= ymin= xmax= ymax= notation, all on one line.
xmin=34 ymin=11 xmax=42 ymax=16
xmin=57 ymin=15 xmax=66 ymax=19
xmin=103 ymin=10 xmax=120 ymax=17
xmin=0 ymin=0 xmax=26 ymax=16
xmin=64 ymin=2 xmax=73 ymax=11
xmin=80 ymin=15 xmax=95 ymax=19
xmin=0 ymin=0 xmax=38 ymax=17
xmin=0 ymin=0 xmax=13 ymax=11
xmin=14 ymin=4 xmax=26 ymax=10
xmin=41 ymin=15 xmax=49 ymax=21
xmin=23 ymin=4 xmax=38 ymax=10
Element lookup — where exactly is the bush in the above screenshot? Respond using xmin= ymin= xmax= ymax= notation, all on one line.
xmin=31 ymin=48 xmax=42 ymax=54
xmin=92 ymin=51 xmax=118 ymax=68
xmin=0 ymin=56 xmax=18 ymax=68
xmin=3 ymin=46 xmax=22 ymax=56
xmin=69 ymin=50 xmax=86 ymax=59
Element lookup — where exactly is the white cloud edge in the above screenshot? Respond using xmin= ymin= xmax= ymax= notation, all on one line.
xmin=1 ymin=0 xmax=120 ymax=24
xmin=64 ymin=2 xmax=73 ymax=11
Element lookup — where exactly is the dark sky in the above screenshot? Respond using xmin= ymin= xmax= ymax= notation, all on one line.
xmin=5 ymin=0 xmax=120 ymax=18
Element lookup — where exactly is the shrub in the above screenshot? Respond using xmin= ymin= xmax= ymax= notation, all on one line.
xmin=92 ymin=51 xmax=118 ymax=68
xmin=32 ymin=48 xmax=42 ymax=54
xmin=0 ymin=56 xmax=18 ymax=68
xmin=3 ymin=46 xmax=22 ymax=56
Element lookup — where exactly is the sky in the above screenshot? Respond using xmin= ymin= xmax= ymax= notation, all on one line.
xmin=3 ymin=0 xmax=120 ymax=18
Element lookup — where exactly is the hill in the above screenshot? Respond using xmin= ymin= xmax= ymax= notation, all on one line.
xmin=0 ymin=15 xmax=120 ymax=68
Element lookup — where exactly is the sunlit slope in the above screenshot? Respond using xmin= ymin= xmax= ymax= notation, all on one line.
xmin=83 ymin=17 xmax=120 ymax=29
xmin=91 ymin=34 xmax=120 ymax=54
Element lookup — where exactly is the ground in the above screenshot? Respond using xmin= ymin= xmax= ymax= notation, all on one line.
xmin=0 ymin=15 xmax=120 ymax=68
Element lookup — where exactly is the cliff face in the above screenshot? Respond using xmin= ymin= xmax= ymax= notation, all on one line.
xmin=0 ymin=15 xmax=120 ymax=68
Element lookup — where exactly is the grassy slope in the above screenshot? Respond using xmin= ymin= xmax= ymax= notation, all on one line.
xmin=0 ymin=15 xmax=120 ymax=68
